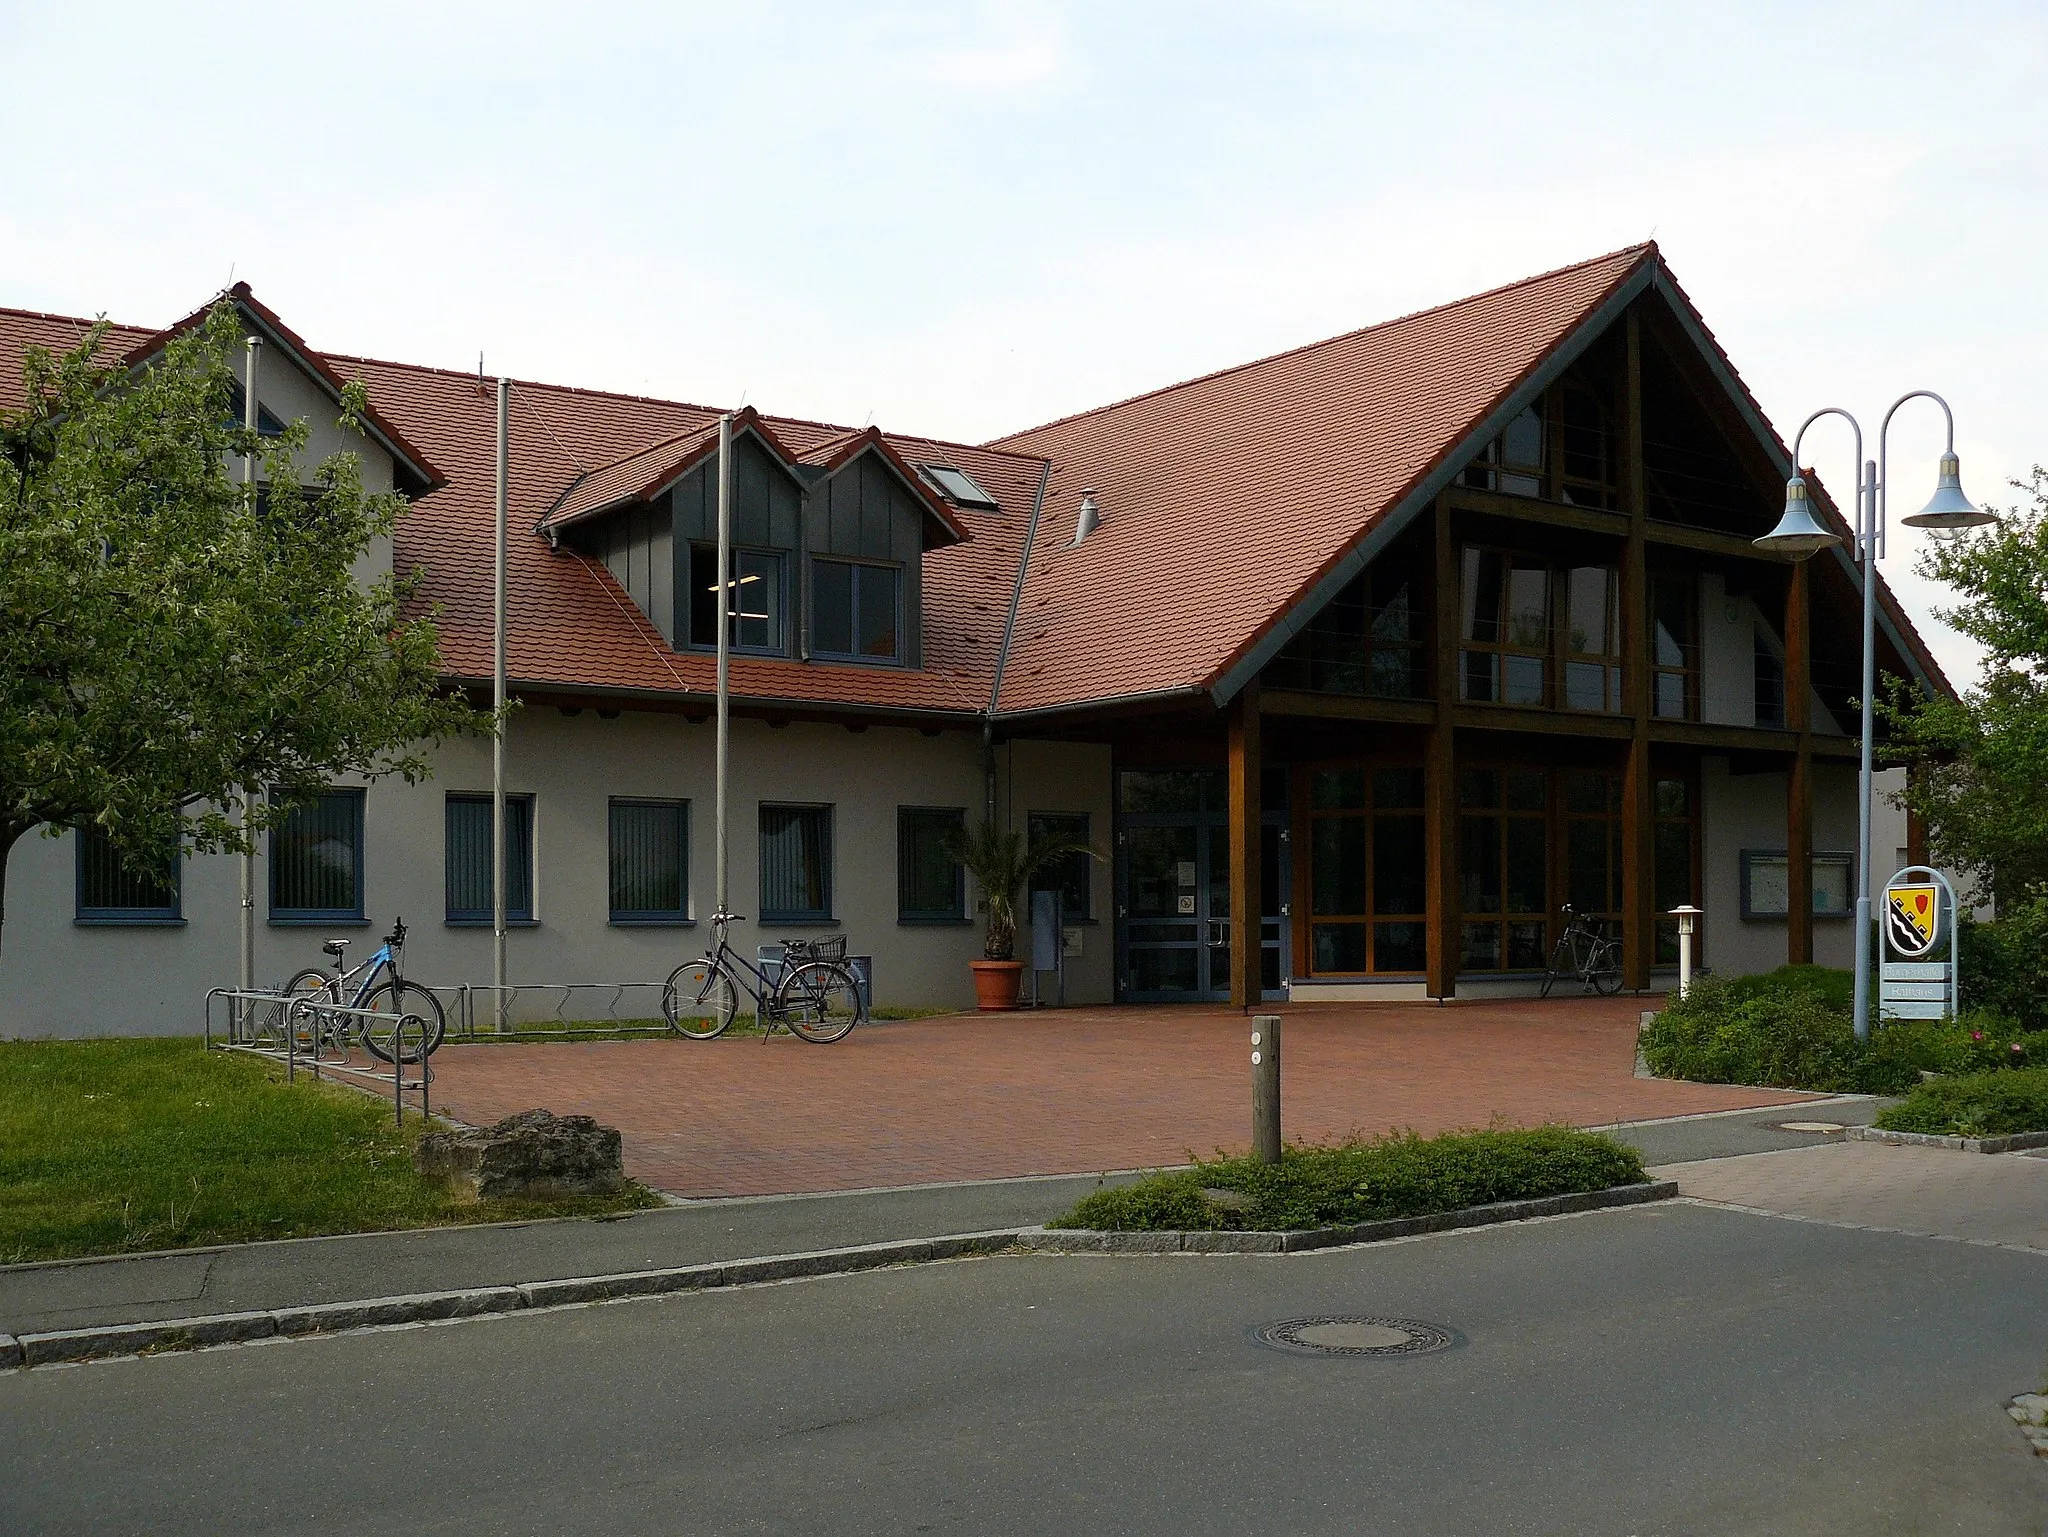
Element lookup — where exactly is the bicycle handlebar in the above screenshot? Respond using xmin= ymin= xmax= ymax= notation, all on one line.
xmin=383 ymin=916 xmax=407 ymax=948
xmin=710 ymin=910 xmax=747 ymax=927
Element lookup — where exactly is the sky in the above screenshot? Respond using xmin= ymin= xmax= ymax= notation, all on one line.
xmin=3 ymin=0 xmax=2043 ymax=683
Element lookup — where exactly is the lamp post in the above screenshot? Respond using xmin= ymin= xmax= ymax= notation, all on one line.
xmin=1753 ymin=394 xmax=1994 ymax=1042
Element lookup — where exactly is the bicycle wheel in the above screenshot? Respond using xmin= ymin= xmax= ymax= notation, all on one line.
xmin=266 ymin=969 xmax=335 ymax=1049
xmin=1587 ymin=940 xmax=1624 ymax=996
xmin=780 ymin=960 xmax=865 ymax=1044
xmin=663 ymin=960 xmax=738 ymax=1040
xmin=361 ymin=979 xmax=448 ymax=1063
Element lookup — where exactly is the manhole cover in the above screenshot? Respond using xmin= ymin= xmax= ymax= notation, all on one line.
xmin=1778 ymin=1121 xmax=1848 ymax=1133
xmin=1252 ymin=1316 xmax=1456 ymax=1357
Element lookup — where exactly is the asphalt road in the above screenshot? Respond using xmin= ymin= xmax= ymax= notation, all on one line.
xmin=4 ymin=1198 xmax=2042 ymax=1535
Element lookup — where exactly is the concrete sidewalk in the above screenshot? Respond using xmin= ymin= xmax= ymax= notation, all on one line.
xmin=0 ymin=1098 xmax=1880 ymax=1339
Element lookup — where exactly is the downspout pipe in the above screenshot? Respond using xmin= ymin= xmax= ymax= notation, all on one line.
xmin=986 ymin=458 xmax=1053 ymax=827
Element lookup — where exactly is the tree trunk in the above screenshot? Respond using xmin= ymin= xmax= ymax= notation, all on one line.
xmin=0 ymin=819 xmax=28 ymax=965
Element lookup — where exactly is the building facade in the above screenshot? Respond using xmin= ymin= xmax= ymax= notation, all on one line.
xmin=0 ymin=244 xmax=1949 ymax=1035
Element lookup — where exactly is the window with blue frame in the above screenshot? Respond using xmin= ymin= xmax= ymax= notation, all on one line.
xmin=609 ymin=799 xmax=689 ymax=923
xmin=445 ymin=794 xmax=534 ymax=924
xmin=75 ymin=825 xmax=181 ymax=923
xmin=897 ymin=807 xmax=965 ymax=922
xmin=270 ymin=789 xmax=365 ymax=921
xmin=812 ymin=558 xmax=902 ymax=662
xmin=761 ymin=805 xmax=832 ymax=922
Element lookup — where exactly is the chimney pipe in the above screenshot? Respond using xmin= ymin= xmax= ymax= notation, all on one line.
xmin=1071 ymin=490 xmax=1099 ymax=547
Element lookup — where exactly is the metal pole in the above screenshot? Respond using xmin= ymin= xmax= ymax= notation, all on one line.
xmin=1251 ymin=1014 xmax=1281 ymax=1164
xmin=240 ymin=338 xmax=261 ymax=1018
xmin=494 ymin=378 xmax=511 ymax=1031
xmin=715 ymin=414 xmax=732 ymax=916
xmin=1853 ymin=457 xmax=1877 ymax=1043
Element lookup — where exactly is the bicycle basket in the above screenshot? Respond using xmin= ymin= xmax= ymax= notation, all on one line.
xmin=783 ymin=934 xmax=847 ymax=964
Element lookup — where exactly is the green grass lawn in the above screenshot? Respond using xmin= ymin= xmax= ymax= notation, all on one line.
xmin=0 ymin=1039 xmax=659 ymax=1265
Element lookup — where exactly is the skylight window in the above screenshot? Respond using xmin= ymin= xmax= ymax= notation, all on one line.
xmin=920 ymin=464 xmax=998 ymax=510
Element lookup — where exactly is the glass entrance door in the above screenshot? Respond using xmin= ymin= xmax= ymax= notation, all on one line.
xmin=1117 ymin=770 xmax=1290 ymax=1002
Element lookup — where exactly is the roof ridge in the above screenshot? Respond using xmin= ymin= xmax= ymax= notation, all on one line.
xmin=0 ymin=303 xmax=153 ymax=331
xmin=987 ymin=241 xmax=1659 ymax=447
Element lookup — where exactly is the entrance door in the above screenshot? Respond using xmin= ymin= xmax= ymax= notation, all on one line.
xmin=1117 ymin=770 xmax=1290 ymax=1002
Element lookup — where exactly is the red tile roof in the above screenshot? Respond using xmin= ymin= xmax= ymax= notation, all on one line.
xmin=0 ymin=246 xmax=1952 ymax=721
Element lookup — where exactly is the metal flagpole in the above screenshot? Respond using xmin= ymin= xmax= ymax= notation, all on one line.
xmin=494 ymin=378 xmax=511 ymax=1031
xmin=715 ymin=414 xmax=732 ymax=917
xmin=239 ymin=337 xmax=262 ymax=1021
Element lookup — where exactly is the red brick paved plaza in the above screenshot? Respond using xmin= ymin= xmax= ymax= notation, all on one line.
xmin=425 ymin=997 xmax=1821 ymax=1199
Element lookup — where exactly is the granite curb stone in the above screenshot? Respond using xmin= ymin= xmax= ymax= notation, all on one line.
xmin=0 ymin=1231 xmax=1026 ymax=1370
xmin=1847 ymin=1126 xmax=2048 ymax=1155
xmin=1017 ymin=1180 xmax=1679 ymax=1255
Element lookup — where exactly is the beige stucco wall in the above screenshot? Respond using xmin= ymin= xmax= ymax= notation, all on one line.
xmin=0 ymin=710 xmax=1115 ymax=1038
xmin=1699 ymin=755 xmax=1859 ymax=977
xmin=248 ymin=340 xmax=397 ymax=586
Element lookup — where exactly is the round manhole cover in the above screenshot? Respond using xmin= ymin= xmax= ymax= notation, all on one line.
xmin=1778 ymin=1120 xmax=1848 ymax=1134
xmin=1252 ymin=1316 xmax=1456 ymax=1357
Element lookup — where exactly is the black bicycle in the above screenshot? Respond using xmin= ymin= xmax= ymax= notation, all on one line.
xmin=1541 ymin=904 xmax=1623 ymax=997
xmin=662 ymin=910 xmax=867 ymax=1044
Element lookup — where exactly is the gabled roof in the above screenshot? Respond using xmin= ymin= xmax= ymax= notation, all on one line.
xmin=536 ymin=407 xmax=812 ymax=533
xmin=795 ymin=425 xmax=971 ymax=546
xmin=125 ymin=284 xmax=446 ymax=496
xmin=987 ymin=243 xmax=1950 ymax=714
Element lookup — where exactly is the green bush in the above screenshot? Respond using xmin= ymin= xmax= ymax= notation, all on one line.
xmin=1049 ymin=1126 xmax=1646 ymax=1232
xmin=1874 ymin=1065 xmax=2048 ymax=1138
xmin=1957 ymin=890 xmax=2048 ymax=1033
xmin=1639 ymin=974 xmax=1861 ymax=1090
xmin=1641 ymin=969 xmax=2037 ymax=1093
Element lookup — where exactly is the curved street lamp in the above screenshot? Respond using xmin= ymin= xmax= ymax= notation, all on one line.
xmin=1753 ymin=393 xmax=1994 ymax=1041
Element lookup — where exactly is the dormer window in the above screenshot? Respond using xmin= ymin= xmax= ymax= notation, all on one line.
xmin=812 ymin=557 xmax=902 ymax=662
xmin=919 ymin=464 xmax=998 ymax=511
xmin=688 ymin=544 xmax=786 ymax=652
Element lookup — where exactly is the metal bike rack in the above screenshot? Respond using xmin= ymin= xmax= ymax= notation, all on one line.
xmin=453 ymin=981 xmax=680 ymax=1041
xmin=204 ymin=986 xmax=433 ymax=1126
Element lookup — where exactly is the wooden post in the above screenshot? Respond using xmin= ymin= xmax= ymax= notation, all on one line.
xmin=1620 ymin=309 xmax=1653 ymax=991
xmin=1426 ymin=495 xmax=1460 ymax=999
xmin=1785 ymin=560 xmax=1814 ymax=963
xmin=1251 ymin=1014 xmax=1281 ymax=1164
xmin=1227 ymin=680 xmax=1263 ymax=1010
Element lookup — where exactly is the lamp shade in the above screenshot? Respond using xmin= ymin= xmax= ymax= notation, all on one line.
xmin=1753 ymin=475 xmax=1841 ymax=558
xmin=1901 ymin=452 xmax=1995 ymax=529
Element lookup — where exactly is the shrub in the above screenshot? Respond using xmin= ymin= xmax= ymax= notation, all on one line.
xmin=1049 ymin=1126 xmax=1646 ymax=1232
xmin=1873 ymin=1066 xmax=2048 ymax=1138
xmin=1642 ymin=966 xmax=2038 ymax=1093
xmin=1640 ymin=975 xmax=1861 ymax=1091
xmin=1957 ymin=890 xmax=2048 ymax=1033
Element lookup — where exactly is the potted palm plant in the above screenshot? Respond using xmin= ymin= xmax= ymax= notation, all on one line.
xmin=951 ymin=818 xmax=1094 ymax=1010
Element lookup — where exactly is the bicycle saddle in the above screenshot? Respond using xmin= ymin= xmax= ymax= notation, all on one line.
xmin=322 ymin=939 xmax=351 ymax=958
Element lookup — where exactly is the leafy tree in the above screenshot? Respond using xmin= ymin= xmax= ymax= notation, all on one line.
xmin=1883 ymin=467 xmax=2048 ymax=904
xmin=0 ymin=302 xmax=491 ymax=956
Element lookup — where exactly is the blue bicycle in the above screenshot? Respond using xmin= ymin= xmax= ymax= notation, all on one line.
xmin=271 ymin=918 xmax=446 ymax=1062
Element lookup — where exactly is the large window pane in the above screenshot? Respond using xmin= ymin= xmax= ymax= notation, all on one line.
xmin=272 ymin=789 xmax=364 ymax=919
xmin=814 ymin=558 xmax=903 ymax=662
xmin=1312 ymin=922 xmax=1368 ymax=973
xmin=445 ymin=794 xmax=533 ymax=923
xmin=760 ymin=805 xmax=831 ymax=920
xmin=1312 ymin=819 xmax=1368 ymax=916
xmin=1311 ymin=769 xmax=1367 ymax=810
xmin=1027 ymin=812 xmax=1091 ymax=921
xmin=1567 ymin=820 xmax=1612 ymax=913
xmin=1461 ymin=549 xmax=1503 ymax=643
xmin=858 ymin=565 xmax=900 ymax=658
xmin=610 ymin=800 xmax=688 ymax=921
xmin=1459 ymin=815 xmax=1501 ymax=913
xmin=1373 ymin=921 xmax=1426 ymax=972
xmin=1654 ymin=822 xmax=1692 ymax=913
xmin=1504 ymin=563 xmax=1549 ymax=648
xmin=1566 ymin=567 xmax=1615 ymax=657
xmin=76 ymin=826 xmax=180 ymax=920
xmin=1505 ymin=818 xmax=1547 ymax=914
xmin=1372 ymin=815 xmax=1425 ymax=914
xmin=1373 ymin=767 xmax=1426 ymax=811
xmin=898 ymin=807 xmax=964 ymax=921
xmin=812 ymin=558 xmax=853 ymax=656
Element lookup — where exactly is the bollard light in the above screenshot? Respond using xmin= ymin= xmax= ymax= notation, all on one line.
xmin=1670 ymin=906 xmax=1703 ymax=999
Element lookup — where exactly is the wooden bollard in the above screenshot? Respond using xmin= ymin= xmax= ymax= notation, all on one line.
xmin=1251 ymin=1013 xmax=1281 ymax=1164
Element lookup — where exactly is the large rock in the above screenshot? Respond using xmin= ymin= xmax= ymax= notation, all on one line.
xmin=414 ymin=1109 xmax=626 ymax=1201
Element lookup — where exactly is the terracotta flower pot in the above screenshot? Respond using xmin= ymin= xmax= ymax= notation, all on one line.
xmin=970 ymin=959 xmax=1025 ymax=1011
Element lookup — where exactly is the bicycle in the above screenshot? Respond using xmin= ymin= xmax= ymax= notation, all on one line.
xmin=1540 ymin=904 xmax=1623 ymax=997
xmin=269 ymin=917 xmax=447 ymax=1062
xmin=661 ymin=910 xmax=867 ymax=1044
